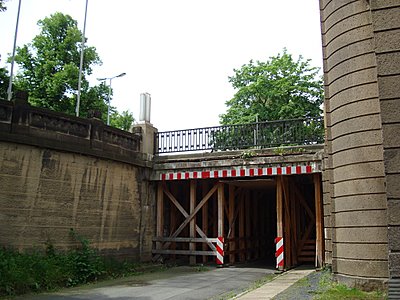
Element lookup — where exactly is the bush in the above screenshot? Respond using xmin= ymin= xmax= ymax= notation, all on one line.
xmin=0 ymin=230 xmax=145 ymax=297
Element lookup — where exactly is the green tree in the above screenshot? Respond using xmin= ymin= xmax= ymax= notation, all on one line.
xmin=12 ymin=12 xmax=104 ymax=117
xmin=0 ymin=66 xmax=9 ymax=100
xmin=219 ymin=49 xmax=323 ymax=125
xmin=0 ymin=0 xmax=7 ymax=12
xmin=110 ymin=110 xmax=135 ymax=131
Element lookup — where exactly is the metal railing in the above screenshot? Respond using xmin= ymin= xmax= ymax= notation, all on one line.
xmin=155 ymin=117 xmax=324 ymax=154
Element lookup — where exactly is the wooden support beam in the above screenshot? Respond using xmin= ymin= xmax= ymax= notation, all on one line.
xmin=153 ymin=184 xmax=217 ymax=261
xmin=202 ymin=182 xmax=209 ymax=263
xmin=156 ymin=182 xmax=164 ymax=252
xmin=190 ymin=180 xmax=196 ymax=265
xmin=245 ymin=190 xmax=251 ymax=261
xmin=218 ymin=183 xmax=225 ymax=237
xmin=314 ymin=173 xmax=324 ymax=268
xmin=282 ymin=176 xmax=292 ymax=268
xmin=229 ymin=184 xmax=235 ymax=264
xmin=152 ymin=249 xmax=216 ymax=256
xmin=290 ymin=180 xmax=298 ymax=266
xmin=276 ymin=176 xmax=284 ymax=270
xmin=239 ymin=191 xmax=245 ymax=262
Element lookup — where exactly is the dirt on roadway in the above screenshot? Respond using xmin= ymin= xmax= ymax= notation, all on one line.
xmin=17 ymin=262 xmax=276 ymax=300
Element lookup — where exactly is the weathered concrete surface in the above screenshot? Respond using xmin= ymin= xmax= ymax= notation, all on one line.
xmin=153 ymin=145 xmax=324 ymax=180
xmin=320 ymin=0 xmax=394 ymax=289
xmin=18 ymin=264 xmax=276 ymax=300
xmin=0 ymin=142 xmax=155 ymax=260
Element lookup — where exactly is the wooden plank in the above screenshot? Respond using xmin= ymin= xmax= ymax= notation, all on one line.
xmin=153 ymin=237 xmax=218 ymax=243
xmin=245 ymin=190 xmax=251 ymax=261
xmin=156 ymin=182 xmax=164 ymax=252
xmin=152 ymin=249 xmax=216 ymax=256
xmin=239 ymin=191 xmax=245 ymax=262
xmin=314 ymin=173 xmax=324 ymax=268
xmin=202 ymin=182 xmax=209 ymax=263
xmin=290 ymin=180 xmax=298 ymax=266
xmin=152 ymin=185 xmax=216 ymax=261
xmin=218 ymin=183 xmax=225 ymax=237
xmin=229 ymin=184 xmax=235 ymax=264
xmin=170 ymin=183 xmax=178 ymax=260
xmin=282 ymin=176 xmax=291 ymax=268
xmin=164 ymin=183 xmax=218 ymax=243
xmin=276 ymin=176 xmax=284 ymax=270
xmin=190 ymin=180 xmax=196 ymax=265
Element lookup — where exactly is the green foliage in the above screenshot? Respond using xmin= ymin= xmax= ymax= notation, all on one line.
xmin=0 ymin=0 xmax=7 ymax=12
xmin=313 ymin=268 xmax=386 ymax=300
xmin=220 ymin=49 xmax=323 ymax=125
xmin=0 ymin=66 xmax=9 ymax=100
xmin=0 ymin=230 xmax=152 ymax=297
xmin=11 ymin=12 xmax=104 ymax=116
xmin=110 ymin=110 xmax=135 ymax=131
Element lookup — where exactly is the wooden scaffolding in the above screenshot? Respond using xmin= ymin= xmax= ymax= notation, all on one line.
xmin=152 ymin=174 xmax=324 ymax=269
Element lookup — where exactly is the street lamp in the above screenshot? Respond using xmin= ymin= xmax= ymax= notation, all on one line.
xmin=97 ymin=72 xmax=126 ymax=125
xmin=7 ymin=0 xmax=22 ymax=101
xmin=75 ymin=0 xmax=89 ymax=117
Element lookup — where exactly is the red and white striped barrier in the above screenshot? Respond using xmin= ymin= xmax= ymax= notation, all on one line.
xmin=160 ymin=165 xmax=316 ymax=181
xmin=216 ymin=237 xmax=224 ymax=265
xmin=275 ymin=237 xmax=284 ymax=269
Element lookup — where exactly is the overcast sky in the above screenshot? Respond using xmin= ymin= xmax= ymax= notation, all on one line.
xmin=0 ymin=0 xmax=323 ymax=131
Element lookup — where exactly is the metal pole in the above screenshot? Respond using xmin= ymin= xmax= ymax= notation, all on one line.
xmin=76 ymin=0 xmax=89 ymax=117
xmin=7 ymin=0 xmax=22 ymax=101
xmin=107 ymin=78 xmax=112 ymax=125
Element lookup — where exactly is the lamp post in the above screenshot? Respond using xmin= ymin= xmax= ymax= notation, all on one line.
xmin=7 ymin=0 xmax=22 ymax=101
xmin=75 ymin=0 xmax=89 ymax=117
xmin=97 ymin=72 xmax=126 ymax=125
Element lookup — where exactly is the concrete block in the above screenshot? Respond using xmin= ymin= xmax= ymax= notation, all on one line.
xmin=331 ymin=130 xmax=383 ymax=154
xmin=330 ymin=114 xmax=382 ymax=139
xmin=382 ymin=124 xmax=400 ymax=148
xmin=321 ymin=0 xmax=362 ymax=22
xmin=334 ymin=243 xmax=388 ymax=260
xmin=325 ymin=11 xmax=371 ymax=45
xmin=327 ymin=53 xmax=377 ymax=86
xmin=334 ymin=209 xmax=388 ymax=227
xmin=378 ymin=75 xmax=400 ymax=99
xmin=372 ymin=6 xmax=400 ymax=31
xmin=388 ymin=200 xmax=400 ymax=225
xmin=331 ymin=98 xmax=381 ymax=126
xmin=334 ymin=193 xmax=387 ymax=212
xmin=332 ymin=145 xmax=384 ymax=168
xmin=376 ymin=52 xmax=400 ymax=76
xmin=333 ymin=161 xmax=385 ymax=182
xmin=335 ymin=227 xmax=388 ymax=243
xmin=326 ymin=39 xmax=375 ymax=72
xmin=371 ymin=0 xmax=400 ymax=10
xmin=388 ymin=226 xmax=400 ymax=251
xmin=334 ymin=273 xmax=388 ymax=292
xmin=374 ymin=29 xmax=400 ymax=52
xmin=328 ymin=68 xmax=377 ymax=99
xmin=384 ymin=148 xmax=400 ymax=173
xmin=333 ymin=177 xmax=386 ymax=197
xmin=380 ymin=99 xmax=400 ymax=124
xmin=324 ymin=1 xmax=369 ymax=31
xmin=387 ymin=174 xmax=400 ymax=199
xmin=329 ymin=82 xmax=379 ymax=112
xmin=335 ymin=258 xmax=388 ymax=278
xmin=325 ymin=25 xmax=374 ymax=59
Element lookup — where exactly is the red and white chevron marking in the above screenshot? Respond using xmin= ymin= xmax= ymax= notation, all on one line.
xmin=160 ymin=165 xmax=315 ymax=180
xmin=216 ymin=237 xmax=224 ymax=265
xmin=275 ymin=237 xmax=284 ymax=269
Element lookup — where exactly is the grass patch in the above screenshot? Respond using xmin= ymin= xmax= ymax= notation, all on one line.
xmin=313 ymin=268 xmax=387 ymax=300
xmin=0 ymin=230 xmax=166 ymax=298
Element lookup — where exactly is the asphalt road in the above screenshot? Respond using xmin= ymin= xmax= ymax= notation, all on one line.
xmin=19 ymin=262 xmax=276 ymax=300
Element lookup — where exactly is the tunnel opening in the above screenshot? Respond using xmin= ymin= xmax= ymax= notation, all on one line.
xmin=153 ymin=173 xmax=323 ymax=269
